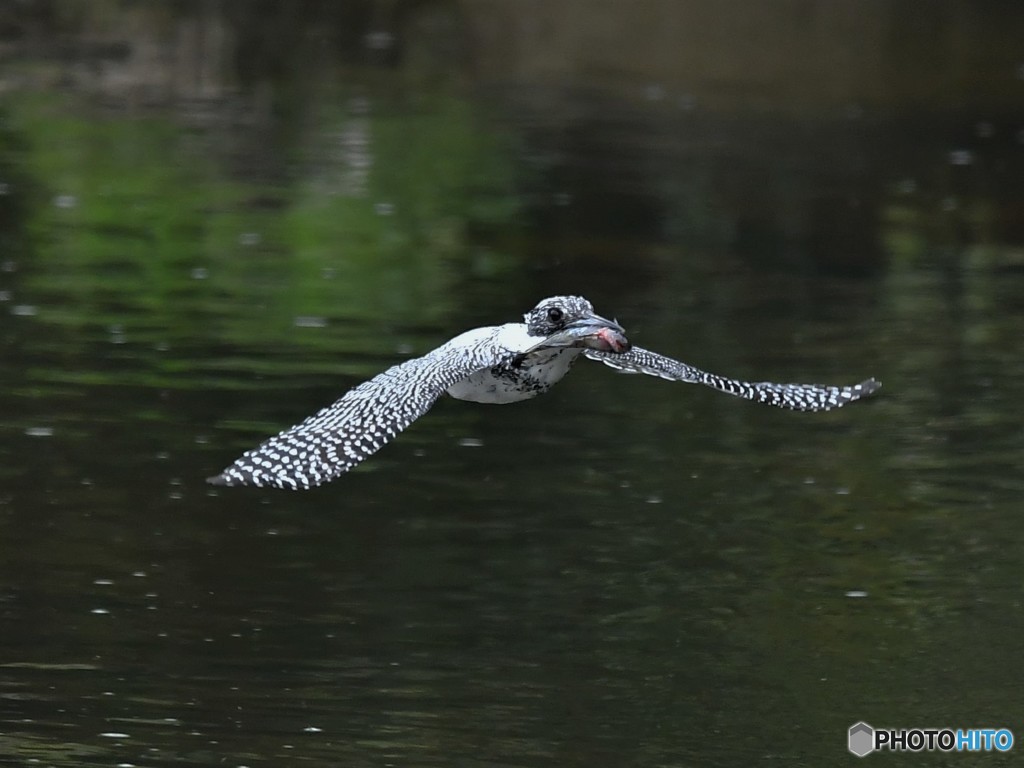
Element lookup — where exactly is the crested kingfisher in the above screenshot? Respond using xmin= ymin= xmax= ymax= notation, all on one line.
xmin=208 ymin=295 xmax=880 ymax=489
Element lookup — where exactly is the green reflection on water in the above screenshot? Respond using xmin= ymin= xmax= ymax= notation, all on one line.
xmin=6 ymin=88 xmax=523 ymax=388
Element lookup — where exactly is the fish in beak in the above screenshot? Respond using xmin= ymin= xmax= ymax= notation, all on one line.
xmin=533 ymin=313 xmax=631 ymax=354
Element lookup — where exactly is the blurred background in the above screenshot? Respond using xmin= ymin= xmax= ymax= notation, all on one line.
xmin=1 ymin=1 xmax=1022 ymax=766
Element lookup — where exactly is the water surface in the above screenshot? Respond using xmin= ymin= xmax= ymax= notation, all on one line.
xmin=1 ymin=4 xmax=1023 ymax=766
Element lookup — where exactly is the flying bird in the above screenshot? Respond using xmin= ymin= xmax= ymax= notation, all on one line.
xmin=208 ymin=296 xmax=880 ymax=489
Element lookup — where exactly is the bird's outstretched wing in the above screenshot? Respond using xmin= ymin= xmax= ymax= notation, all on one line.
xmin=208 ymin=340 xmax=500 ymax=490
xmin=584 ymin=347 xmax=880 ymax=412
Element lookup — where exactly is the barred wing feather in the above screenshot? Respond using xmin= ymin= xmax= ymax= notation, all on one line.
xmin=585 ymin=347 xmax=880 ymax=412
xmin=209 ymin=343 xmax=498 ymax=490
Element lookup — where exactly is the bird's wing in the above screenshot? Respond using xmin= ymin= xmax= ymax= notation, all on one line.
xmin=208 ymin=338 xmax=502 ymax=490
xmin=584 ymin=346 xmax=880 ymax=412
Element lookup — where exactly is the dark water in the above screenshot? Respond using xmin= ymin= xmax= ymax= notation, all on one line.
xmin=2 ymin=4 xmax=1023 ymax=767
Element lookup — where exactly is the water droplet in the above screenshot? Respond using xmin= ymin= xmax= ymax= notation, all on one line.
xmin=11 ymin=304 xmax=38 ymax=317
xmin=93 ymin=579 xmax=114 ymax=586
xmin=53 ymin=194 xmax=77 ymax=209
xmin=25 ymin=426 xmax=54 ymax=437
xmin=293 ymin=315 xmax=327 ymax=328
xmin=238 ymin=232 xmax=261 ymax=246
xmin=91 ymin=608 xmax=110 ymax=615
xmin=458 ymin=437 xmax=484 ymax=448
xmin=948 ymin=149 xmax=973 ymax=166
xmin=99 ymin=731 xmax=129 ymax=738
xmin=190 ymin=267 xmax=209 ymax=280
xmin=374 ymin=202 xmax=394 ymax=216
xmin=365 ymin=31 xmax=394 ymax=50
xmin=303 ymin=726 xmax=323 ymax=733
xmin=845 ymin=590 xmax=868 ymax=599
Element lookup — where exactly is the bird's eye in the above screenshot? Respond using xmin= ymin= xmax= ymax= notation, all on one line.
xmin=546 ymin=307 xmax=564 ymax=323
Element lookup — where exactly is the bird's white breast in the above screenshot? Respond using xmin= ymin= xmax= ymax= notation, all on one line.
xmin=444 ymin=323 xmax=581 ymax=404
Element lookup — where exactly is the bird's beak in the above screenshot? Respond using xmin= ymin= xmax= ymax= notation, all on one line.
xmin=540 ymin=313 xmax=631 ymax=353
xmin=569 ymin=313 xmax=626 ymax=336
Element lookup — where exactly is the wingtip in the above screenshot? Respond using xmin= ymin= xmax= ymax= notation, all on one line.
xmin=860 ymin=378 xmax=882 ymax=396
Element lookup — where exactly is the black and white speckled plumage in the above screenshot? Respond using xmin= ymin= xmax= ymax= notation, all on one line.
xmin=210 ymin=338 xmax=503 ymax=489
xmin=209 ymin=296 xmax=621 ymax=489
xmin=209 ymin=295 xmax=880 ymax=489
xmin=583 ymin=347 xmax=880 ymax=412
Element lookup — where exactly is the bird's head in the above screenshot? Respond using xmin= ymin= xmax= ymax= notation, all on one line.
xmin=524 ymin=296 xmax=630 ymax=353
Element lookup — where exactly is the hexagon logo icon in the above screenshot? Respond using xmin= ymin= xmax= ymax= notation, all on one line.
xmin=849 ymin=722 xmax=875 ymax=757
